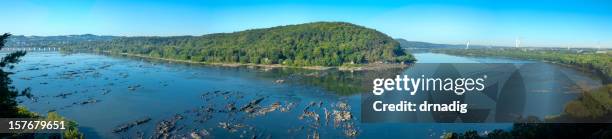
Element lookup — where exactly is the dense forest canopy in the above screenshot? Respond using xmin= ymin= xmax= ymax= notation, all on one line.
xmin=62 ymin=22 xmax=416 ymax=66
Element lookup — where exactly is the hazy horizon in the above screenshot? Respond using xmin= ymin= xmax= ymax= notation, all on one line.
xmin=3 ymin=0 xmax=611 ymax=48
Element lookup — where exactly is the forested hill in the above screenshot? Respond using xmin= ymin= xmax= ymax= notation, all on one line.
xmin=395 ymin=38 xmax=461 ymax=49
xmin=395 ymin=38 xmax=496 ymax=49
xmin=62 ymin=22 xmax=416 ymax=66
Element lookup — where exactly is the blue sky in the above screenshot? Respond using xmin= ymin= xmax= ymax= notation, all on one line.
xmin=2 ymin=0 xmax=611 ymax=47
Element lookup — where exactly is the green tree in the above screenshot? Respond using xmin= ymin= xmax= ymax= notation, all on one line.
xmin=0 ymin=33 xmax=28 ymax=118
xmin=0 ymin=33 xmax=83 ymax=138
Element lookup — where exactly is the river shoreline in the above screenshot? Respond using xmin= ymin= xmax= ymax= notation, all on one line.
xmin=436 ymin=52 xmax=610 ymax=85
xmin=92 ymin=51 xmax=411 ymax=71
xmin=431 ymin=49 xmax=611 ymax=84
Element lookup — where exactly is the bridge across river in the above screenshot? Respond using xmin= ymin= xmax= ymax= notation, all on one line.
xmin=0 ymin=47 xmax=61 ymax=52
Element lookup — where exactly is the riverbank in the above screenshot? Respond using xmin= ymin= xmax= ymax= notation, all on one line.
xmin=432 ymin=48 xmax=612 ymax=84
xmin=99 ymin=51 xmax=411 ymax=71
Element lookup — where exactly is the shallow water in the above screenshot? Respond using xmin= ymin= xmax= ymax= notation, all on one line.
xmin=8 ymin=52 xmax=601 ymax=138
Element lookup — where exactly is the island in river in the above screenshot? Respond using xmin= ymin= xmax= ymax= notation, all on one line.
xmin=27 ymin=22 xmax=415 ymax=69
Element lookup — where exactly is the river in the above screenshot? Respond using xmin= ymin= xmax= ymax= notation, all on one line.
xmin=8 ymin=52 xmax=602 ymax=138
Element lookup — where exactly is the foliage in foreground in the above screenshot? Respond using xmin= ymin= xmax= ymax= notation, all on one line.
xmin=0 ymin=33 xmax=83 ymax=138
xmin=564 ymin=84 xmax=612 ymax=119
xmin=0 ymin=33 xmax=28 ymax=118
xmin=3 ymin=107 xmax=83 ymax=139
xmin=443 ymin=84 xmax=612 ymax=139
xmin=46 ymin=111 xmax=83 ymax=139
xmin=442 ymin=123 xmax=612 ymax=139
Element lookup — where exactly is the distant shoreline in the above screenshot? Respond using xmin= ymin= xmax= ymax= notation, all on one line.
xmin=432 ymin=48 xmax=612 ymax=84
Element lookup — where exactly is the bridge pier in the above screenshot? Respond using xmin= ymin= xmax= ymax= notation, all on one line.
xmin=0 ymin=47 xmax=61 ymax=52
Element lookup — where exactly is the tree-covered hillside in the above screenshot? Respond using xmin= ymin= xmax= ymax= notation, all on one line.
xmin=64 ymin=22 xmax=416 ymax=66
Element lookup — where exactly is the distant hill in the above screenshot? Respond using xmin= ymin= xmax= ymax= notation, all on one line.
xmin=6 ymin=34 xmax=116 ymax=47
xmin=22 ymin=22 xmax=415 ymax=66
xmin=395 ymin=38 xmax=460 ymax=49
xmin=395 ymin=38 xmax=498 ymax=49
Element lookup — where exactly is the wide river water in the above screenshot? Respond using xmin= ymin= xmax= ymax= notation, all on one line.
xmin=9 ymin=52 xmax=602 ymax=138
